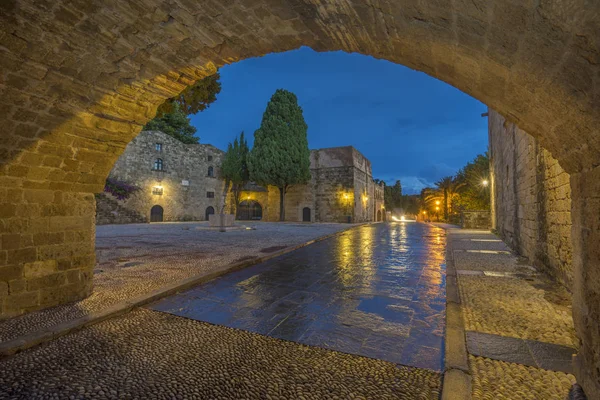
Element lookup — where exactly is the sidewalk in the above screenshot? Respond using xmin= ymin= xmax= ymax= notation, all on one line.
xmin=0 ymin=222 xmax=357 ymax=356
xmin=443 ymin=227 xmax=579 ymax=399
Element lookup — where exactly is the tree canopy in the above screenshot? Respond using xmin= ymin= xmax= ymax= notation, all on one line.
xmin=248 ymin=89 xmax=311 ymax=221
xmin=220 ymin=132 xmax=250 ymax=214
xmin=143 ymin=103 xmax=199 ymax=144
xmin=418 ymin=153 xmax=490 ymax=222
xmin=454 ymin=153 xmax=491 ymax=211
xmin=143 ymin=73 xmax=222 ymax=144
xmin=384 ymin=180 xmax=403 ymax=211
xmin=155 ymin=73 xmax=221 ymax=116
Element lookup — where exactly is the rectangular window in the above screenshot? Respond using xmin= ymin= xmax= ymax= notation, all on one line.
xmin=206 ymin=191 xmax=215 ymax=198
xmin=155 ymin=143 xmax=162 ymax=152
xmin=207 ymin=155 xmax=213 ymax=161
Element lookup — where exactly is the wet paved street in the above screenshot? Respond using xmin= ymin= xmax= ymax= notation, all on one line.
xmin=150 ymin=222 xmax=447 ymax=371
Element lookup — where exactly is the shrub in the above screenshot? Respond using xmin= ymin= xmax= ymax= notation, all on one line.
xmin=104 ymin=178 xmax=140 ymax=200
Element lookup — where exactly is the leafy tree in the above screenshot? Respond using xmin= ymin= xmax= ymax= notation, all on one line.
xmin=384 ymin=180 xmax=403 ymax=211
xmin=454 ymin=153 xmax=490 ymax=211
xmin=143 ymin=73 xmax=222 ymax=144
xmin=434 ymin=176 xmax=465 ymax=221
xmin=220 ymin=132 xmax=250 ymax=215
xmin=248 ymin=89 xmax=311 ymax=221
xmin=401 ymin=194 xmax=420 ymax=215
xmin=155 ymin=73 xmax=221 ymax=116
xmin=143 ymin=103 xmax=199 ymax=144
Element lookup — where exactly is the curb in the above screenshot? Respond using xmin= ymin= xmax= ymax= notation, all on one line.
xmin=0 ymin=222 xmax=369 ymax=358
xmin=440 ymin=226 xmax=472 ymax=400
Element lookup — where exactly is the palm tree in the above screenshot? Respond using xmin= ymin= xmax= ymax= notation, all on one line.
xmin=435 ymin=176 xmax=465 ymax=221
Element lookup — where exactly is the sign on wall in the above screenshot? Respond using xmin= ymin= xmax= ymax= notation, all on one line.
xmin=181 ymin=180 xmax=189 ymax=186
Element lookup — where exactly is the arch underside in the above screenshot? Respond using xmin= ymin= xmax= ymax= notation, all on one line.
xmin=0 ymin=0 xmax=599 ymax=396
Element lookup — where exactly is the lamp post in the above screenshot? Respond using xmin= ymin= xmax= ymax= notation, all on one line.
xmin=343 ymin=192 xmax=351 ymax=223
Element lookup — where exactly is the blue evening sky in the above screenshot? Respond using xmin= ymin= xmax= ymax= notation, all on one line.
xmin=191 ymin=47 xmax=488 ymax=194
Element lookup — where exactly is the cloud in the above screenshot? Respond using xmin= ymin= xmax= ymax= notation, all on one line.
xmin=374 ymin=175 xmax=434 ymax=195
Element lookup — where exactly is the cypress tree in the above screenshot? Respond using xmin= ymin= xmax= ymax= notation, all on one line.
xmin=248 ymin=89 xmax=311 ymax=221
xmin=220 ymin=132 xmax=250 ymax=215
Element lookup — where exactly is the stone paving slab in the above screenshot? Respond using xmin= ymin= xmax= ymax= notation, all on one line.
xmin=470 ymin=355 xmax=576 ymax=400
xmin=149 ymin=222 xmax=447 ymax=372
xmin=452 ymin=250 xmax=530 ymax=272
xmin=0 ymin=222 xmax=353 ymax=345
xmin=467 ymin=331 xmax=576 ymax=373
xmin=0 ymin=309 xmax=442 ymax=399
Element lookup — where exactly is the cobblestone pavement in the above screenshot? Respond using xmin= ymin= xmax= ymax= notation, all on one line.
xmin=445 ymin=228 xmax=579 ymax=399
xmin=150 ymin=222 xmax=447 ymax=371
xmin=470 ymin=355 xmax=576 ymax=400
xmin=0 ymin=222 xmax=350 ymax=343
xmin=459 ymin=275 xmax=576 ymax=347
xmin=0 ymin=309 xmax=442 ymax=400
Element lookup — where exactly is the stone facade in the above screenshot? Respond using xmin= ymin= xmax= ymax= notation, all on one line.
xmin=488 ymin=109 xmax=573 ymax=290
xmin=103 ymin=131 xmax=226 ymax=223
xmin=98 ymin=132 xmax=384 ymax=224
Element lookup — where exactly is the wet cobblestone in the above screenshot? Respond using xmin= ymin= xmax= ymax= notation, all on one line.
xmin=150 ymin=222 xmax=447 ymax=371
xmin=459 ymin=275 xmax=576 ymax=347
xmin=0 ymin=309 xmax=442 ymax=400
xmin=470 ymin=355 xmax=576 ymax=400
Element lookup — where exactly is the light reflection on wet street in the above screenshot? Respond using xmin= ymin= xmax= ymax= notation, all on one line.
xmin=150 ymin=222 xmax=446 ymax=371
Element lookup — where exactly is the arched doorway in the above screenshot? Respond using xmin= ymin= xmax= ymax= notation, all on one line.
xmin=377 ymin=210 xmax=382 ymax=222
xmin=150 ymin=205 xmax=163 ymax=222
xmin=302 ymin=207 xmax=311 ymax=222
xmin=205 ymin=206 xmax=215 ymax=221
xmin=237 ymin=200 xmax=263 ymax=220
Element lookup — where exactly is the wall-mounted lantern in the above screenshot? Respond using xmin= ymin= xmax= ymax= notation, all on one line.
xmin=152 ymin=186 xmax=163 ymax=195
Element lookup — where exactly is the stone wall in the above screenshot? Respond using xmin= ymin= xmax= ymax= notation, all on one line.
xmin=489 ymin=109 xmax=573 ymax=289
xmin=0 ymin=192 xmax=95 ymax=319
xmin=99 ymin=131 xmax=226 ymax=223
xmin=461 ymin=211 xmax=491 ymax=229
xmin=95 ymin=193 xmax=147 ymax=225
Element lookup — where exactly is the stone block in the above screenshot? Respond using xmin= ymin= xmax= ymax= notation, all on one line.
xmin=0 ymin=264 xmax=23 ymax=281
xmin=7 ymin=291 xmax=39 ymax=311
xmin=209 ymin=213 xmax=235 ymax=227
xmin=23 ymin=259 xmax=58 ymax=279
xmin=1 ymin=233 xmax=21 ymax=250
xmin=9 ymin=279 xmax=26 ymax=294
xmin=0 ymin=281 xmax=8 ymax=298
xmin=27 ymin=272 xmax=66 ymax=291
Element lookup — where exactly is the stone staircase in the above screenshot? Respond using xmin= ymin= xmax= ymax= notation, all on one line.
xmin=95 ymin=193 xmax=148 ymax=225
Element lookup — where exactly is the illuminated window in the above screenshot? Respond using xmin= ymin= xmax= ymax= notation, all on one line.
xmin=207 ymin=191 xmax=215 ymax=198
xmin=207 ymin=166 xmax=214 ymax=177
xmin=153 ymin=158 xmax=163 ymax=171
xmin=155 ymin=143 xmax=162 ymax=152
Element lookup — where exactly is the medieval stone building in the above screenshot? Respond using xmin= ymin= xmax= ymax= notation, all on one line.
xmin=96 ymin=131 xmax=385 ymax=224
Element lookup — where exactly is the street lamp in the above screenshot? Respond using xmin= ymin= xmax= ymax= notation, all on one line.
xmin=482 ymin=179 xmax=489 ymax=187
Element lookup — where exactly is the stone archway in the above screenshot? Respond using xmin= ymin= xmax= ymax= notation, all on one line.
xmin=0 ymin=1 xmax=599 ymax=395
